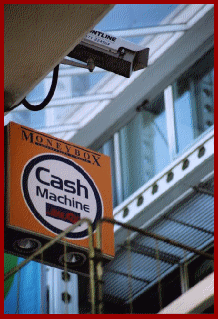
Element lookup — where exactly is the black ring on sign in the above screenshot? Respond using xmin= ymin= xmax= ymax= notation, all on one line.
xmin=22 ymin=154 xmax=102 ymax=239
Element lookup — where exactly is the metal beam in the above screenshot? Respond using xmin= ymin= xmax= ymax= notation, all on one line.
xmin=193 ymin=186 xmax=214 ymax=197
xmin=105 ymin=269 xmax=150 ymax=284
xmin=120 ymin=241 xmax=181 ymax=265
xmin=11 ymin=93 xmax=114 ymax=112
xmin=106 ymin=24 xmax=188 ymax=38
xmin=164 ymin=216 xmax=214 ymax=236
xmin=99 ymin=218 xmax=214 ymax=261
xmin=114 ymin=129 xmax=214 ymax=247
xmin=164 ymin=85 xmax=177 ymax=161
xmin=36 ymin=123 xmax=80 ymax=134
xmin=47 ymin=66 xmax=105 ymax=78
xmin=71 ymin=7 xmax=214 ymax=149
xmin=180 ymin=262 xmax=189 ymax=294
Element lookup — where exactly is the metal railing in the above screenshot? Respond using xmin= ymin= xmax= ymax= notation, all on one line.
xmin=4 ymin=218 xmax=214 ymax=314
xmin=4 ymin=218 xmax=96 ymax=314
xmin=95 ymin=218 xmax=214 ymax=314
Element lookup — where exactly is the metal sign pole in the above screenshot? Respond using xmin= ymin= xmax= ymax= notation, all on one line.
xmin=87 ymin=223 xmax=96 ymax=314
xmin=96 ymin=221 xmax=104 ymax=314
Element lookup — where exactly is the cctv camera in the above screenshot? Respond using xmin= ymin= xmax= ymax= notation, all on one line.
xmin=67 ymin=29 xmax=149 ymax=78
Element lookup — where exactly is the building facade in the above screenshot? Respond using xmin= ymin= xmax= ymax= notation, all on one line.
xmin=4 ymin=4 xmax=214 ymax=314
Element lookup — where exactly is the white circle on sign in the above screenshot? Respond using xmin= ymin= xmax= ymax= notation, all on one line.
xmin=21 ymin=154 xmax=103 ymax=239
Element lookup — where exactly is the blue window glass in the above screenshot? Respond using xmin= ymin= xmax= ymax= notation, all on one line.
xmin=96 ymin=4 xmax=179 ymax=31
xmin=173 ymin=48 xmax=214 ymax=154
xmin=119 ymin=93 xmax=169 ymax=200
xmin=4 ymin=105 xmax=46 ymax=130
xmin=4 ymin=81 xmax=46 ymax=129
xmin=27 ymin=81 xmax=45 ymax=103
xmin=71 ymin=73 xmax=105 ymax=97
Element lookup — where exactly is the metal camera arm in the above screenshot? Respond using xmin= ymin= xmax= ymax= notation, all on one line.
xmin=61 ymin=57 xmax=95 ymax=72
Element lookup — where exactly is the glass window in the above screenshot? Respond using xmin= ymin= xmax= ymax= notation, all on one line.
xmin=71 ymin=73 xmax=105 ymax=97
xmin=96 ymin=4 xmax=179 ymax=31
xmin=119 ymin=93 xmax=170 ymax=200
xmin=98 ymin=138 xmax=118 ymax=208
xmin=4 ymin=81 xmax=46 ymax=129
xmin=173 ymin=48 xmax=214 ymax=154
xmin=5 ymin=4 xmax=181 ymax=136
xmin=27 ymin=81 xmax=45 ymax=102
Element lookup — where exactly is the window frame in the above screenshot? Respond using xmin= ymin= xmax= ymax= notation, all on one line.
xmin=70 ymin=6 xmax=214 ymax=151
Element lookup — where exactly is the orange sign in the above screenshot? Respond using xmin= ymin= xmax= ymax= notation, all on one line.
xmin=5 ymin=122 xmax=114 ymax=259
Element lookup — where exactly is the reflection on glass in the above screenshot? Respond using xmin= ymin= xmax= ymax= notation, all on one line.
xmin=96 ymin=4 xmax=179 ymax=31
xmin=5 ymin=4 xmax=181 ymax=136
xmin=123 ymin=36 xmax=145 ymax=44
xmin=27 ymin=81 xmax=45 ymax=102
xmin=72 ymin=75 xmax=90 ymax=97
xmin=71 ymin=73 xmax=105 ymax=97
xmin=119 ymin=93 xmax=169 ymax=200
xmin=173 ymin=48 xmax=214 ymax=154
xmin=4 ymin=81 xmax=46 ymax=129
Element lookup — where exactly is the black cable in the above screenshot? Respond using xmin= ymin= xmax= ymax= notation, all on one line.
xmin=21 ymin=64 xmax=60 ymax=111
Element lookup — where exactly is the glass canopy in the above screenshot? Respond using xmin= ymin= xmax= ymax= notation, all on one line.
xmin=4 ymin=4 xmax=208 ymax=142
